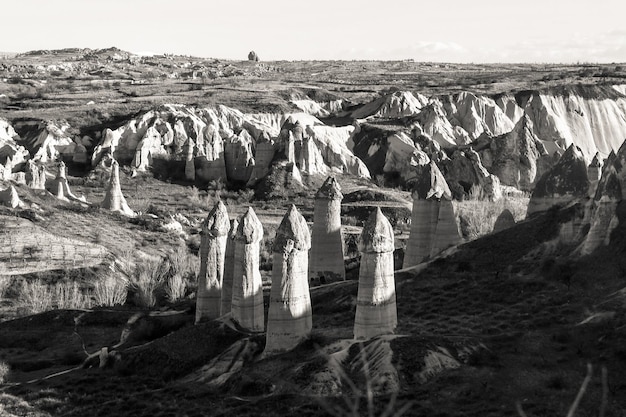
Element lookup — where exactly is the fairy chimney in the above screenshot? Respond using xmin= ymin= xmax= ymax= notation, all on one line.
xmin=101 ymin=160 xmax=134 ymax=216
xmin=265 ymin=205 xmax=312 ymax=354
xmin=309 ymin=176 xmax=345 ymax=285
xmin=26 ymin=160 xmax=46 ymax=190
xmin=220 ymin=218 xmax=239 ymax=316
xmin=354 ymin=207 xmax=397 ymax=340
xmin=231 ymin=207 xmax=265 ymax=332
xmin=184 ymin=139 xmax=196 ymax=181
xmin=196 ymin=201 xmax=230 ymax=323
xmin=0 ymin=185 xmax=22 ymax=208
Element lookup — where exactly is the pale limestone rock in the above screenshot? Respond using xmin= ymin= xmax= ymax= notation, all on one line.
xmin=430 ymin=199 xmax=461 ymax=257
xmin=306 ymin=125 xmax=371 ymax=178
xmin=26 ymin=160 xmax=47 ymax=190
xmin=246 ymin=134 xmax=275 ymax=187
xmin=286 ymin=162 xmax=303 ymax=187
xmin=0 ymin=185 xmax=23 ymax=208
xmin=351 ymin=91 xmax=427 ymax=119
xmin=220 ymin=219 xmax=239 ymax=316
xmin=0 ymin=156 xmax=12 ymax=181
xmin=48 ymin=161 xmax=86 ymax=203
xmin=196 ymin=201 xmax=230 ymax=323
xmin=354 ymin=207 xmax=397 ymax=340
xmin=493 ymin=209 xmax=516 ymax=233
xmin=265 ymin=205 xmax=312 ymax=354
xmin=299 ymin=135 xmax=327 ymax=175
xmin=131 ymin=126 xmax=164 ymax=171
xmin=285 ymin=131 xmax=296 ymax=164
xmin=197 ymin=124 xmax=227 ymax=182
xmin=101 ymin=160 xmax=134 ymax=217
xmin=231 ymin=207 xmax=264 ymax=332
xmin=309 ymin=176 xmax=345 ymax=284
xmin=224 ymin=130 xmax=254 ymax=183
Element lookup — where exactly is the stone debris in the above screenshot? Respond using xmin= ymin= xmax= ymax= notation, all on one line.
xmin=309 ymin=176 xmax=345 ymax=284
xmin=196 ymin=201 xmax=230 ymax=323
xmin=220 ymin=219 xmax=239 ymax=316
xmin=231 ymin=207 xmax=264 ymax=332
xmin=101 ymin=159 xmax=135 ymax=217
xmin=354 ymin=207 xmax=397 ymax=340
xmin=265 ymin=205 xmax=312 ymax=354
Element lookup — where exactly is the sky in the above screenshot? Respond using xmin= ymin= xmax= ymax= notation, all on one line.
xmin=2 ymin=0 xmax=625 ymax=63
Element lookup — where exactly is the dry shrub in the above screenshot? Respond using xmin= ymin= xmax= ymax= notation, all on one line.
xmin=54 ymin=281 xmax=92 ymax=309
xmin=130 ymin=257 xmax=169 ymax=308
xmin=164 ymin=244 xmax=198 ymax=302
xmin=18 ymin=280 xmax=53 ymax=314
xmin=0 ymin=361 xmax=9 ymax=384
xmin=93 ymin=274 xmax=128 ymax=307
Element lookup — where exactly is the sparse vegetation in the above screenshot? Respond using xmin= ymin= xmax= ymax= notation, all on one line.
xmin=92 ymin=274 xmax=128 ymax=307
xmin=454 ymin=193 xmax=529 ymax=240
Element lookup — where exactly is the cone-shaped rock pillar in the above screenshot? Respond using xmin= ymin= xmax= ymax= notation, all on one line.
xmin=309 ymin=176 xmax=345 ymax=285
xmin=48 ymin=162 xmax=87 ymax=203
xmin=493 ymin=209 xmax=516 ymax=233
xmin=0 ymin=185 xmax=22 ymax=208
xmin=265 ymin=205 xmax=312 ymax=354
xmin=354 ymin=207 xmax=397 ymax=340
xmin=196 ymin=201 xmax=230 ymax=323
xmin=101 ymin=160 xmax=134 ymax=216
xmin=220 ymin=218 xmax=239 ymax=316
xmin=403 ymin=161 xmax=459 ymax=268
xmin=231 ymin=207 xmax=264 ymax=332
xmin=26 ymin=160 xmax=46 ymax=190
xmin=184 ymin=139 xmax=196 ymax=181
xmin=587 ymin=153 xmax=602 ymax=197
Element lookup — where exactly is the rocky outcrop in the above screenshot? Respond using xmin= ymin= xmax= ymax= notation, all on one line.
xmin=224 ymin=130 xmax=255 ymax=183
xmin=307 ymin=125 xmax=370 ymax=178
xmin=445 ymin=92 xmax=515 ymax=140
xmin=587 ymin=153 xmax=602 ymax=197
xmin=442 ymin=149 xmax=502 ymax=200
xmin=184 ymin=139 xmax=195 ymax=181
xmin=220 ymin=219 xmax=239 ymax=316
xmin=101 ymin=160 xmax=134 ymax=217
xmin=248 ymin=51 xmax=259 ymax=61
xmin=0 ymin=215 xmax=109 ymax=275
xmin=403 ymin=161 xmax=459 ymax=268
xmin=0 ymin=118 xmax=29 ymax=168
xmin=309 ymin=177 xmax=344 ymax=284
xmin=351 ymin=91 xmax=428 ymax=119
xmin=246 ymin=134 xmax=275 ymax=186
xmin=354 ymin=208 xmax=397 ymax=340
xmin=480 ymin=115 xmax=549 ymax=190
xmin=20 ymin=120 xmax=76 ymax=162
xmin=48 ymin=161 xmax=86 ymax=203
xmin=299 ymin=135 xmax=327 ymax=175
xmin=26 ymin=160 xmax=47 ymax=190
xmin=196 ymin=124 xmax=227 ymax=182
xmin=265 ymin=205 xmax=312 ymax=354
xmin=196 ymin=201 xmax=230 ymax=323
xmin=231 ymin=207 xmax=264 ymax=332
xmin=0 ymin=185 xmax=23 ymax=208
xmin=493 ymin=209 xmax=516 ymax=233
xmin=527 ymin=145 xmax=589 ymax=216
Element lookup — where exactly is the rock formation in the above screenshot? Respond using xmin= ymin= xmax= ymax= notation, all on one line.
xmin=26 ymin=160 xmax=47 ymax=190
xmin=403 ymin=161 xmax=460 ymax=268
xmin=220 ymin=219 xmax=239 ymax=316
xmin=527 ymin=145 xmax=589 ymax=216
xmin=309 ymin=176 xmax=345 ymax=284
xmin=354 ymin=207 xmax=397 ymax=340
xmin=265 ymin=205 xmax=312 ymax=354
xmin=246 ymin=134 xmax=275 ymax=187
xmin=493 ymin=209 xmax=516 ymax=233
xmin=0 ymin=156 xmax=12 ymax=181
xmin=196 ymin=201 xmax=230 ymax=323
xmin=197 ymin=124 xmax=227 ymax=182
xmin=184 ymin=139 xmax=195 ymax=181
xmin=299 ymin=135 xmax=327 ymax=175
xmin=587 ymin=153 xmax=602 ymax=197
xmin=101 ymin=159 xmax=134 ymax=217
xmin=224 ymin=130 xmax=255 ymax=183
xmin=231 ymin=207 xmax=264 ymax=332
xmin=0 ymin=185 xmax=23 ymax=208
xmin=248 ymin=51 xmax=259 ymax=61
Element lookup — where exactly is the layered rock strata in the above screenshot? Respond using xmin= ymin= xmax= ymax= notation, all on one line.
xmin=309 ymin=176 xmax=345 ymax=284
xmin=196 ymin=201 xmax=230 ymax=323
xmin=101 ymin=160 xmax=134 ymax=216
xmin=220 ymin=219 xmax=239 ymax=316
xmin=231 ymin=207 xmax=264 ymax=332
xmin=265 ymin=205 xmax=312 ymax=354
xmin=354 ymin=208 xmax=397 ymax=340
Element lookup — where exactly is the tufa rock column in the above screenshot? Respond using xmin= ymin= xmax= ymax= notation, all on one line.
xmin=184 ymin=139 xmax=196 ymax=181
xmin=587 ymin=153 xmax=602 ymax=197
xmin=26 ymin=160 xmax=46 ymax=190
xmin=309 ymin=176 xmax=345 ymax=285
xmin=0 ymin=185 xmax=23 ymax=208
xmin=231 ymin=207 xmax=265 ymax=332
xmin=101 ymin=159 xmax=134 ymax=216
xmin=265 ymin=205 xmax=312 ymax=354
xmin=196 ymin=201 xmax=230 ymax=323
xmin=220 ymin=218 xmax=239 ymax=316
xmin=354 ymin=207 xmax=397 ymax=340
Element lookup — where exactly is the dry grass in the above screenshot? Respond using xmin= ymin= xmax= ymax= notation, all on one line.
xmin=129 ymin=258 xmax=169 ymax=308
xmin=93 ymin=274 xmax=128 ymax=307
xmin=454 ymin=194 xmax=529 ymax=240
xmin=18 ymin=279 xmax=92 ymax=314
xmin=54 ymin=281 xmax=92 ymax=309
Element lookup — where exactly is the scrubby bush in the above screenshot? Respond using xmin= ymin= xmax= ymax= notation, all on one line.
xmin=93 ymin=275 xmax=128 ymax=307
xmin=454 ymin=194 xmax=529 ymax=240
xmin=54 ymin=281 xmax=92 ymax=309
xmin=129 ymin=258 xmax=169 ymax=308
xmin=18 ymin=280 xmax=53 ymax=314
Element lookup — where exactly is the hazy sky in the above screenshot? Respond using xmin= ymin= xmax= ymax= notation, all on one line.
xmin=2 ymin=0 xmax=625 ymax=63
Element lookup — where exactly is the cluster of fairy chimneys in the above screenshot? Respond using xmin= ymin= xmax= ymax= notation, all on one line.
xmin=196 ymin=172 xmax=462 ymax=353
xmin=0 ymin=156 xmax=135 ymax=216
